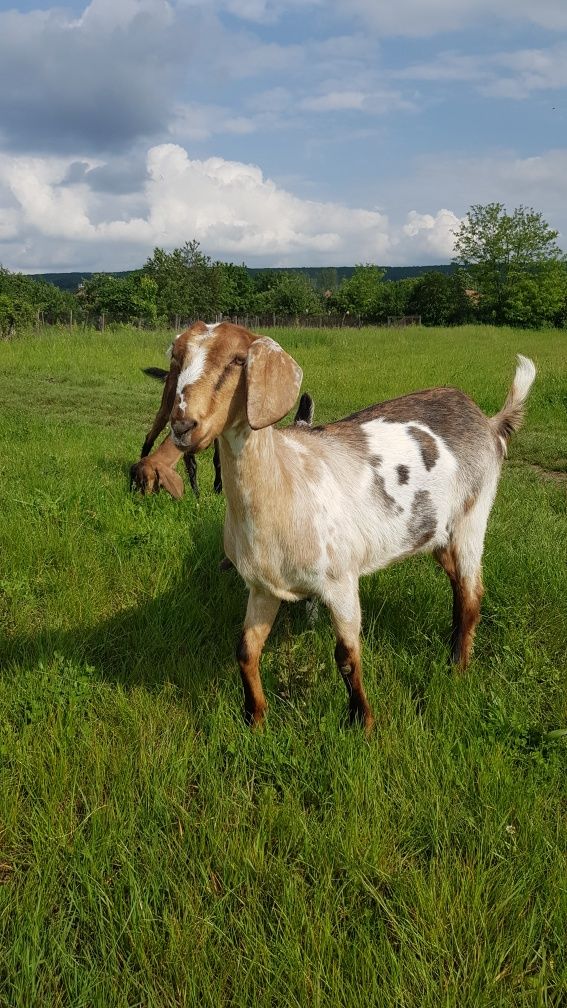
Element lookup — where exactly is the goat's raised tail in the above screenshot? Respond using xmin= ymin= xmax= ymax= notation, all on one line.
xmin=490 ymin=354 xmax=536 ymax=454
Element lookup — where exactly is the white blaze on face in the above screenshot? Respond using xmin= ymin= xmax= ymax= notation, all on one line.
xmin=176 ymin=344 xmax=208 ymax=412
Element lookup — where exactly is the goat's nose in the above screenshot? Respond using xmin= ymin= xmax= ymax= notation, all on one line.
xmin=172 ymin=419 xmax=197 ymax=438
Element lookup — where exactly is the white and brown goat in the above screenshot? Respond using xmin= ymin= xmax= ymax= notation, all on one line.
xmin=167 ymin=321 xmax=536 ymax=731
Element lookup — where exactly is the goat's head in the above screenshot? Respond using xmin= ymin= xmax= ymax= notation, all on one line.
xmin=169 ymin=322 xmax=303 ymax=452
xmin=129 ymin=457 xmax=185 ymax=499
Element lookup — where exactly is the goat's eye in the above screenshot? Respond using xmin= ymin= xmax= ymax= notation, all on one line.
xmin=232 ymin=355 xmax=246 ymax=366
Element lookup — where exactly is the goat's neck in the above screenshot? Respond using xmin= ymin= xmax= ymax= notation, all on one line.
xmin=218 ymin=421 xmax=279 ymax=510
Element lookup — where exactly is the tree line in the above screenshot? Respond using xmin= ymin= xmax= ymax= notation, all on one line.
xmin=1 ymin=204 xmax=566 ymax=337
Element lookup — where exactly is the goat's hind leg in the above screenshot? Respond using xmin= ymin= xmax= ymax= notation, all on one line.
xmin=435 ymin=542 xmax=484 ymax=668
xmin=436 ymin=495 xmax=492 ymax=668
xmin=237 ymin=588 xmax=281 ymax=727
xmin=327 ymin=584 xmax=374 ymax=734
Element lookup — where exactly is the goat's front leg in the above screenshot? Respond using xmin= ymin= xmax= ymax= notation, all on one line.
xmin=182 ymin=451 xmax=199 ymax=497
xmin=237 ymin=588 xmax=281 ymax=727
xmin=327 ymin=582 xmax=375 ymax=734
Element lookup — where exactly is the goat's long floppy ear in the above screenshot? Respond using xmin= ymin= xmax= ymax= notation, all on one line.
xmin=163 ymin=360 xmax=181 ymax=415
xmin=246 ymin=337 xmax=303 ymax=430
xmin=155 ymin=464 xmax=185 ymax=500
xmin=142 ymin=367 xmax=169 ymax=382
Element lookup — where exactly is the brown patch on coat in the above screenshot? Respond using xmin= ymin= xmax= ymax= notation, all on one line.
xmin=396 ymin=464 xmax=410 ymax=485
xmin=309 ymin=419 xmax=368 ymax=458
xmin=370 ymin=458 xmax=403 ymax=513
xmin=408 ymin=489 xmax=437 ymax=548
xmin=407 ymin=425 xmax=439 ymax=470
xmin=339 ymin=387 xmax=491 ymax=457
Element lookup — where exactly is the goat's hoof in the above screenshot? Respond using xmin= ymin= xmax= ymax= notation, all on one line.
xmin=348 ymin=706 xmax=375 ymax=736
xmin=362 ymin=712 xmax=376 ymax=736
xmin=244 ymin=707 xmax=267 ymax=730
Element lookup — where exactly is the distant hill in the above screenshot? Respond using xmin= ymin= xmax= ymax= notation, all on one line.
xmin=29 ymin=264 xmax=456 ymax=293
xmin=28 ymin=270 xmax=134 ymax=292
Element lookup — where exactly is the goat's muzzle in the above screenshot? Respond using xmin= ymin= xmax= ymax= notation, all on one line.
xmin=171 ymin=418 xmax=198 ymax=448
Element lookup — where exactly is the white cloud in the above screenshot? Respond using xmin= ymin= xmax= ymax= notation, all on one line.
xmin=395 ymin=43 xmax=567 ymax=99
xmin=394 ymin=51 xmax=486 ymax=83
xmin=170 ymin=103 xmax=258 ymax=141
xmin=3 ymin=144 xmax=567 ymax=272
xmin=482 ymin=44 xmax=567 ymax=99
xmin=342 ymin=0 xmax=567 ymax=36
xmin=0 ymin=143 xmax=394 ymax=268
xmin=402 ymin=209 xmax=461 ymax=258
xmin=182 ymin=0 xmax=322 ymax=24
xmin=300 ymin=88 xmax=415 ymax=114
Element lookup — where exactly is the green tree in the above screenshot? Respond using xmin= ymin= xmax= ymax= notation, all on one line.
xmin=407 ymin=270 xmax=473 ymax=326
xmin=453 ymin=203 xmax=564 ymax=324
xmin=77 ymin=273 xmax=135 ymax=321
xmin=503 ymin=261 xmax=567 ymax=328
xmin=255 ymin=272 xmax=322 ymax=317
xmin=128 ymin=273 xmax=159 ymax=325
xmin=375 ymin=278 xmax=417 ymax=323
xmin=0 ymin=266 xmax=75 ymax=324
xmin=0 ymin=293 xmax=35 ymax=338
xmin=143 ymin=240 xmax=229 ymax=322
xmin=216 ymin=263 xmax=256 ymax=316
xmin=333 ymin=265 xmax=385 ymax=321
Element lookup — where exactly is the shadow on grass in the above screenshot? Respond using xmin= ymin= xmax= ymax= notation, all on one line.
xmin=2 ymin=503 xmax=456 ymax=725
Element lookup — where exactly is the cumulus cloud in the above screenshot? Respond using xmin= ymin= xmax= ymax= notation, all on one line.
xmin=0 ymin=143 xmax=395 ymax=269
xmin=4 ymin=143 xmax=567 ymax=272
xmin=387 ymin=149 xmax=567 ymax=225
xmin=482 ymin=44 xmax=567 ymax=99
xmin=0 ymin=0 xmax=191 ymax=154
xmin=183 ymin=0 xmax=322 ymax=25
xmin=0 ymin=0 xmax=302 ymax=154
xmin=402 ymin=209 xmax=461 ymax=258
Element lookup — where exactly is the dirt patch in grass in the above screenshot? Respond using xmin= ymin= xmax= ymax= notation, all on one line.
xmin=528 ymin=463 xmax=567 ymax=487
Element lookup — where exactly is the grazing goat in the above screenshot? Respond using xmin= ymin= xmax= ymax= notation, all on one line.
xmin=167 ymin=321 xmax=536 ymax=731
xmin=132 ymin=362 xmax=222 ymax=499
xmin=130 ymin=433 xmax=221 ymax=500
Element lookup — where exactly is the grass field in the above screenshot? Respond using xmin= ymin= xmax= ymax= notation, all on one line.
xmin=0 ymin=323 xmax=566 ymax=1007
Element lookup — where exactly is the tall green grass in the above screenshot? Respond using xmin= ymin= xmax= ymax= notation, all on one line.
xmin=0 ymin=324 xmax=565 ymax=1007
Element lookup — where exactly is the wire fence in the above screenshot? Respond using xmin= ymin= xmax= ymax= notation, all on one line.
xmin=10 ymin=310 xmax=423 ymax=335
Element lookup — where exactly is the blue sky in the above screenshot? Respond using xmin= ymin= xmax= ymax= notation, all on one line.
xmin=1 ymin=0 xmax=566 ymax=271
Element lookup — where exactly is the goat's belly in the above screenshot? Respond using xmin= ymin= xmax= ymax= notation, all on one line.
xmin=344 ymin=492 xmax=452 ymax=575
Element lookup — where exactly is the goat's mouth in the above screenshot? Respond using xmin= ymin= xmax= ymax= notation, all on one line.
xmin=171 ymin=430 xmax=211 ymax=453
